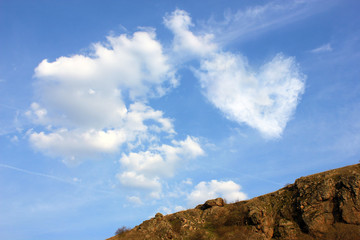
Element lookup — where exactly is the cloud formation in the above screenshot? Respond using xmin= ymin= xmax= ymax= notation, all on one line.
xmin=205 ymin=0 xmax=332 ymax=45
xmin=118 ymin=136 xmax=204 ymax=197
xmin=311 ymin=43 xmax=333 ymax=53
xmin=29 ymin=26 xmax=205 ymax=197
xmin=27 ymin=7 xmax=306 ymax=200
xmin=28 ymin=102 xmax=175 ymax=164
xmin=35 ymin=30 xmax=177 ymax=101
xmin=197 ymin=53 xmax=305 ymax=138
xmin=165 ymin=9 xmax=306 ymax=138
xmin=187 ymin=180 xmax=247 ymax=207
xmin=164 ymin=9 xmax=217 ymax=58
xmin=28 ymin=30 xmax=182 ymax=164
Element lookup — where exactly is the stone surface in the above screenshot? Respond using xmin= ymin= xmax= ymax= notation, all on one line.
xmin=195 ymin=197 xmax=225 ymax=210
xmin=108 ymin=164 xmax=360 ymax=240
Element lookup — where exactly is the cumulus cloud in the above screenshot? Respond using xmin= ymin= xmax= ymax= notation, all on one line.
xmin=26 ymin=19 xmax=208 ymax=201
xmin=26 ymin=7 xmax=306 ymax=201
xmin=32 ymin=30 xmax=177 ymax=130
xmin=187 ymin=180 xmax=247 ymax=207
xmin=29 ymin=102 xmax=175 ymax=164
xmin=196 ymin=52 xmax=305 ymax=138
xmin=164 ymin=9 xmax=217 ymax=57
xmin=27 ymin=29 xmax=183 ymax=164
xmin=35 ymin=30 xmax=177 ymax=101
xmin=118 ymin=171 xmax=162 ymax=198
xmin=118 ymin=136 xmax=204 ymax=197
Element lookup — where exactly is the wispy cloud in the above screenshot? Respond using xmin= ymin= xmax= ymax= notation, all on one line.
xmin=0 ymin=163 xmax=73 ymax=184
xmin=204 ymin=0 xmax=337 ymax=45
xmin=311 ymin=43 xmax=333 ymax=53
xmin=0 ymin=163 xmax=114 ymax=194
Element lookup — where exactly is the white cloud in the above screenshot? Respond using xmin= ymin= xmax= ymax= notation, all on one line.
xmin=196 ymin=52 xmax=305 ymax=138
xmin=28 ymin=102 xmax=174 ymax=164
xmin=32 ymin=31 xmax=176 ymax=130
xmin=158 ymin=205 xmax=186 ymax=215
xmin=25 ymin=102 xmax=48 ymax=125
xmin=164 ymin=9 xmax=217 ymax=58
xmin=25 ymin=7 xmax=306 ymax=202
xmin=30 ymin=128 xmax=127 ymax=163
xmin=187 ymin=180 xmax=247 ymax=207
xmin=118 ymin=136 xmax=204 ymax=197
xmin=174 ymin=205 xmax=186 ymax=212
xmin=28 ymin=30 xmax=181 ymax=165
xmin=120 ymin=136 xmax=203 ymax=178
xmin=126 ymin=196 xmax=143 ymax=205
xmin=311 ymin=43 xmax=333 ymax=53
xmin=118 ymin=171 xmax=162 ymax=198
xmin=205 ymin=1 xmax=332 ymax=45
xmin=165 ymin=9 xmax=306 ymax=138
xmin=182 ymin=178 xmax=193 ymax=185
xmin=35 ymin=30 xmax=177 ymax=101
xmin=26 ymin=19 xmax=208 ymax=201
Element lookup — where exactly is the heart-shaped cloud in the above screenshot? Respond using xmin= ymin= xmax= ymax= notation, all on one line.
xmin=196 ymin=52 xmax=305 ymax=138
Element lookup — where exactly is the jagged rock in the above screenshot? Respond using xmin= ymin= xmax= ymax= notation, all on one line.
xmin=195 ymin=197 xmax=225 ymax=210
xmin=108 ymin=164 xmax=360 ymax=240
xmin=155 ymin=213 xmax=163 ymax=218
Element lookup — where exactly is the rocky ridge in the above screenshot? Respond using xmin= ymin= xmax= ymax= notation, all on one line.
xmin=108 ymin=164 xmax=360 ymax=240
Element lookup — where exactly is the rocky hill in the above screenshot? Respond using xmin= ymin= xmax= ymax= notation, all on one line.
xmin=107 ymin=164 xmax=360 ymax=240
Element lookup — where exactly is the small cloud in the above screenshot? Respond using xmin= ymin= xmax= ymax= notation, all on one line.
xmin=310 ymin=43 xmax=333 ymax=53
xmin=164 ymin=9 xmax=217 ymax=58
xmin=118 ymin=136 xmax=204 ymax=198
xmin=182 ymin=178 xmax=193 ymax=185
xmin=25 ymin=102 xmax=48 ymax=124
xmin=174 ymin=205 xmax=186 ymax=212
xmin=117 ymin=171 xmax=162 ymax=199
xmin=157 ymin=205 xmax=185 ymax=215
xmin=187 ymin=180 xmax=247 ymax=207
xmin=72 ymin=177 xmax=81 ymax=183
xmin=88 ymin=88 xmax=95 ymax=95
xmin=126 ymin=196 xmax=143 ymax=205
xmin=158 ymin=206 xmax=172 ymax=215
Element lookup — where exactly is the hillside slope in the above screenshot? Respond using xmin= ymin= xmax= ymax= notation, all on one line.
xmin=107 ymin=164 xmax=360 ymax=240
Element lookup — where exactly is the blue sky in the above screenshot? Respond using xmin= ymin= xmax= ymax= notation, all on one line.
xmin=1 ymin=0 xmax=360 ymax=239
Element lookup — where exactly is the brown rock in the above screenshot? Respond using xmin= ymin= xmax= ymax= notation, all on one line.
xmin=195 ymin=198 xmax=225 ymax=210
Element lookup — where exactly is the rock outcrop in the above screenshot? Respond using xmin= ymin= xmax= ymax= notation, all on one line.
xmin=108 ymin=164 xmax=360 ymax=240
xmin=195 ymin=198 xmax=225 ymax=210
